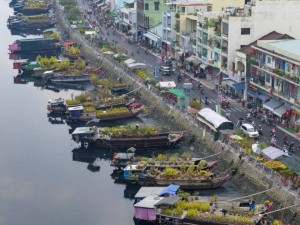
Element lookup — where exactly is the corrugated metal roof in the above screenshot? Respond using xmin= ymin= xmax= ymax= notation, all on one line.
xmin=154 ymin=196 xmax=182 ymax=206
xmin=135 ymin=187 xmax=165 ymax=199
xmin=134 ymin=196 xmax=164 ymax=208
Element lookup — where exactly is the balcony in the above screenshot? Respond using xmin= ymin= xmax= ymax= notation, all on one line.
xmin=249 ymin=77 xmax=300 ymax=106
xmin=221 ymin=33 xmax=228 ymax=40
xmin=252 ymin=64 xmax=300 ymax=87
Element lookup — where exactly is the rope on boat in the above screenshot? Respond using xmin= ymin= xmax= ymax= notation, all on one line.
xmin=254 ymin=203 xmax=300 ymax=216
xmin=227 ymin=187 xmax=282 ymax=202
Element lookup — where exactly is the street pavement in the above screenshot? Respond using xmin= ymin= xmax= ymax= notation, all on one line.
xmin=77 ymin=1 xmax=300 ymax=161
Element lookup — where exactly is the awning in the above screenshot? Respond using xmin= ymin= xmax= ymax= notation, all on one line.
xmin=97 ymin=2 xmax=105 ymax=7
xmin=257 ymin=94 xmax=270 ymax=102
xmin=168 ymin=88 xmax=185 ymax=99
xmin=186 ymin=56 xmax=200 ymax=65
xmin=273 ymin=104 xmax=290 ymax=117
xmin=128 ymin=29 xmax=136 ymax=34
xmin=263 ymin=99 xmax=284 ymax=112
xmin=119 ymin=21 xmax=128 ymax=27
xmin=232 ymin=82 xmax=245 ymax=90
xmin=143 ymin=32 xmax=160 ymax=42
xmin=223 ymin=80 xmax=236 ymax=88
xmin=247 ymin=90 xmax=258 ymax=98
xmin=200 ymin=64 xmax=207 ymax=69
xmin=124 ymin=0 xmax=134 ymax=3
xmin=114 ymin=18 xmax=120 ymax=24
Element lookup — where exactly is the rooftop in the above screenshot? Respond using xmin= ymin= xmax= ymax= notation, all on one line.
xmin=257 ymin=39 xmax=300 ymax=62
xmin=238 ymin=31 xmax=293 ymax=55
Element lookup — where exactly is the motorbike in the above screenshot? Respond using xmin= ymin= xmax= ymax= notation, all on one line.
xmin=257 ymin=126 xmax=263 ymax=135
xmin=199 ymin=88 xmax=204 ymax=94
xmin=204 ymin=98 xmax=209 ymax=105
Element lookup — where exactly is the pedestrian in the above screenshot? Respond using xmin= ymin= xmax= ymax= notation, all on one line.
xmin=221 ymin=141 xmax=225 ymax=151
xmin=210 ymin=203 xmax=216 ymax=214
xmin=221 ymin=208 xmax=228 ymax=217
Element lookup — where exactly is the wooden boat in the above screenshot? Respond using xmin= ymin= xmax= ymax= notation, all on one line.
xmin=71 ymin=126 xmax=185 ymax=150
xmin=9 ymin=38 xmax=61 ymax=54
xmin=43 ymin=70 xmax=91 ymax=83
xmin=67 ymin=104 xmax=144 ymax=122
xmin=139 ymin=173 xmax=230 ymax=189
xmin=113 ymin=155 xmax=218 ymax=184
xmin=7 ymin=14 xmax=55 ymax=31
xmin=47 ymin=98 xmax=66 ymax=114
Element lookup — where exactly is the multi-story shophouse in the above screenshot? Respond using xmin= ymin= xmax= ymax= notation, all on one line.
xmin=116 ymin=0 xmax=137 ymax=36
xmin=174 ymin=2 xmax=212 ymax=59
xmin=248 ymin=39 xmax=300 ymax=124
xmin=219 ymin=0 xmax=300 ymax=90
xmin=233 ymin=31 xmax=293 ymax=100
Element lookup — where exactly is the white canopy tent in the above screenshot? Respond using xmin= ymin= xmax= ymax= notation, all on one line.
xmin=124 ymin=58 xmax=136 ymax=66
xmin=261 ymin=146 xmax=289 ymax=160
xmin=127 ymin=63 xmax=147 ymax=70
xmin=197 ymin=108 xmax=234 ymax=131
xmin=157 ymin=81 xmax=176 ymax=89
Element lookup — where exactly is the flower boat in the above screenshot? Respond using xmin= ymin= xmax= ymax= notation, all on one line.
xmin=67 ymin=103 xmax=144 ymax=122
xmin=71 ymin=125 xmax=185 ymax=150
xmin=7 ymin=14 xmax=55 ymax=31
xmin=141 ymin=172 xmax=230 ymax=189
xmin=43 ymin=70 xmax=91 ymax=83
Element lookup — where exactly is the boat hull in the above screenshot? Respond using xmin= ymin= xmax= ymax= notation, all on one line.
xmin=93 ymin=135 xmax=172 ymax=149
xmin=138 ymin=174 xmax=230 ymax=189
xmin=74 ymin=131 xmax=185 ymax=150
xmin=49 ymin=76 xmax=91 ymax=83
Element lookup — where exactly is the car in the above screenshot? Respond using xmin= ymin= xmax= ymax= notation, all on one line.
xmin=241 ymin=123 xmax=259 ymax=138
xmin=159 ymin=66 xmax=171 ymax=76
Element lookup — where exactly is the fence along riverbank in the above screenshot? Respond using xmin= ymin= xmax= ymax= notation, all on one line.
xmin=53 ymin=1 xmax=300 ymax=223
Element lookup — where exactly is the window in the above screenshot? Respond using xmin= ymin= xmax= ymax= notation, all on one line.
xmin=145 ymin=3 xmax=149 ymax=10
xmin=241 ymin=28 xmax=250 ymax=35
xmin=154 ymin=2 xmax=159 ymax=11
xmin=266 ymin=56 xmax=271 ymax=64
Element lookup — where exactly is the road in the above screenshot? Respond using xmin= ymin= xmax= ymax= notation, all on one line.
xmin=78 ymin=1 xmax=300 ymax=161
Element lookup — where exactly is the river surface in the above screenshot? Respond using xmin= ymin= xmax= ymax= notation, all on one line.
xmin=0 ymin=1 xmax=241 ymax=225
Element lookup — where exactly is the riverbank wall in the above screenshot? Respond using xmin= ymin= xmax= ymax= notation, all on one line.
xmin=53 ymin=2 xmax=299 ymax=223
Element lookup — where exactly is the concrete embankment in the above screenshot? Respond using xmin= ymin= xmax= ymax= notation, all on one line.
xmin=53 ymin=2 xmax=299 ymax=223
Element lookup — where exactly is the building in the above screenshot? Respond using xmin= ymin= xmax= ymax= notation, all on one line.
xmin=116 ymin=0 xmax=137 ymax=36
xmin=137 ymin=0 xmax=168 ymax=29
xmin=249 ymin=39 xmax=300 ymax=123
xmin=234 ymin=32 xmax=293 ymax=98
xmin=220 ymin=0 xmax=300 ymax=82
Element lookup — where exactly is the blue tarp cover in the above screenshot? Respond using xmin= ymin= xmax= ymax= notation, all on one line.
xmin=159 ymin=184 xmax=180 ymax=196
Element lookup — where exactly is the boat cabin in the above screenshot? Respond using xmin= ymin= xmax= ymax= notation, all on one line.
xmin=111 ymin=152 xmax=135 ymax=168
xmin=72 ymin=127 xmax=97 ymax=142
xmin=43 ymin=70 xmax=54 ymax=79
xmin=123 ymin=164 xmax=147 ymax=181
xmin=68 ymin=106 xmax=96 ymax=120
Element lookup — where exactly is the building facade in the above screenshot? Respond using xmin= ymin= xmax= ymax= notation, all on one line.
xmin=249 ymin=39 xmax=300 ymax=122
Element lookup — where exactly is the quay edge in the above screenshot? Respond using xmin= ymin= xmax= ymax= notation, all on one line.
xmin=52 ymin=1 xmax=300 ymax=224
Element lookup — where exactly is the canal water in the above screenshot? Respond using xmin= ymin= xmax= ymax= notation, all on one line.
xmin=0 ymin=1 xmax=241 ymax=225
